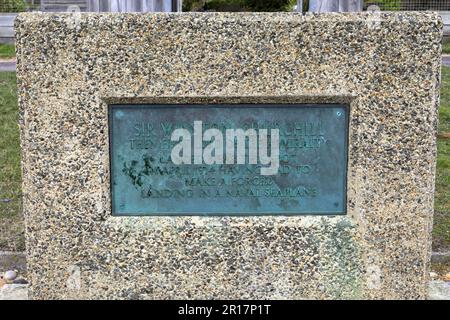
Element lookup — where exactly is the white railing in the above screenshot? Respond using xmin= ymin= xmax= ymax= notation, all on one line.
xmin=37 ymin=0 xmax=181 ymax=12
xmin=88 ymin=0 xmax=181 ymax=12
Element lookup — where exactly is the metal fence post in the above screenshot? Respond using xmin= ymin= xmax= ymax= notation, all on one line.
xmin=296 ymin=0 xmax=303 ymax=13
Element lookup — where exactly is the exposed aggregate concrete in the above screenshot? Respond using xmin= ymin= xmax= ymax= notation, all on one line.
xmin=15 ymin=12 xmax=442 ymax=299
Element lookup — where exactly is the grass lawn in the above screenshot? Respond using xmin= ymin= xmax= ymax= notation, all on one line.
xmin=0 ymin=66 xmax=449 ymax=253
xmin=433 ymin=66 xmax=450 ymax=251
xmin=443 ymin=43 xmax=450 ymax=55
xmin=0 ymin=72 xmax=23 ymax=251
xmin=0 ymin=44 xmax=15 ymax=59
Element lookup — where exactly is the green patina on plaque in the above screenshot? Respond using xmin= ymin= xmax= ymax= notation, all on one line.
xmin=109 ymin=104 xmax=349 ymax=216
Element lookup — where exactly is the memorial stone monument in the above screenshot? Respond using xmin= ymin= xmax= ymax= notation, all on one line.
xmin=15 ymin=12 xmax=442 ymax=299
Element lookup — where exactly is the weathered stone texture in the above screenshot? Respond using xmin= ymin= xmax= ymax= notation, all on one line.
xmin=15 ymin=12 xmax=442 ymax=299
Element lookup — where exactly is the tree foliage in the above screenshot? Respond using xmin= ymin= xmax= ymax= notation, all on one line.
xmin=0 ymin=0 xmax=26 ymax=13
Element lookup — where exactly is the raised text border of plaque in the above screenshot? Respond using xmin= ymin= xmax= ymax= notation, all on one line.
xmin=108 ymin=104 xmax=349 ymax=216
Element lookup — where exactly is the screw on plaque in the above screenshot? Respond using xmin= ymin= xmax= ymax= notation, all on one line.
xmin=115 ymin=110 xmax=125 ymax=119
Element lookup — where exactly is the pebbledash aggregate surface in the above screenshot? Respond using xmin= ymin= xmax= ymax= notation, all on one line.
xmin=15 ymin=12 xmax=441 ymax=299
xmin=0 ymin=279 xmax=448 ymax=300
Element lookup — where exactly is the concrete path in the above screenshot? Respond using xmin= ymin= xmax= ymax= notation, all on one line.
xmin=442 ymin=55 xmax=450 ymax=67
xmin=432 ymin=251 xmax=450 ymax=264
xmin=0 ymin=60 xmax=16 ymax=72
xmin=428 ymin=280 xmax=450 ymax=300
xmin=0 ymin=284 xmax=28 ymax=300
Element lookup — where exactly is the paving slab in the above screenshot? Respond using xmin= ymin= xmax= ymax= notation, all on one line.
xmin=0 ymin=60 xmax=16 ymax=72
